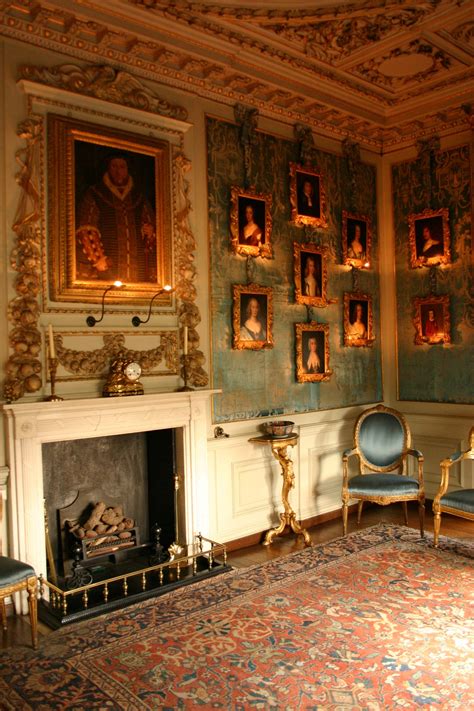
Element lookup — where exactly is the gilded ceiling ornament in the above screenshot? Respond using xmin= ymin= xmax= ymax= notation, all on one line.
xmin=4 ymin=116 xmax=44 ymax=403
xmin=19 ymin=63 xmax=189 ymax=121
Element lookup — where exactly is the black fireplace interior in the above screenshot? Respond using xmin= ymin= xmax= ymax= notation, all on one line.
xmin=42 ymin=428 xmax=178 ymax=580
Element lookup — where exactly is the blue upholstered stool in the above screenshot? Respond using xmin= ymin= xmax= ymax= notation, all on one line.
xmin=0 ymin=556 xmax=38 ymax=649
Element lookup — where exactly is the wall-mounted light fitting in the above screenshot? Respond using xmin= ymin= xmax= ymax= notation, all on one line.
xmin=86 ymin=281 xmax=125 ymax=327
xmin=131 ymin=285 xmax=174 ymax=327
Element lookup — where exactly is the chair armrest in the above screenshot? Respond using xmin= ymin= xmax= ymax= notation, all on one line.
xmin=441 ymin=450 xmax=463 ymax=468
xmin=343 ymin=447 xmax=357 ymax=459
xmin=406 ymin=448 xmax=423 ymax=460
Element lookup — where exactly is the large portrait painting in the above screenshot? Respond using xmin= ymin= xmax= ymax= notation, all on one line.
xmin=342 ymin=211 xmax=371 ymax=268
xmin=408 ymin=208 xmax=451 ymax=268
xmin=47 ymin=114 xmax=172 ymax=304
xmin=295 ymin=322 xmax=331 ymax=382
xmin=293 ymin=242 xmax=327 ymax=307
xmin=232 ymin=284 xmax=274 ymax=350
xmin=344 ymin=293 xmax=374 ymax=347
xmin=413 ymin=294 xmax=451 ymax=345
xmin=289 ymin=163 xmax=327 ymax=228
xmin=230 ymin=187 xmax=272 ymax=258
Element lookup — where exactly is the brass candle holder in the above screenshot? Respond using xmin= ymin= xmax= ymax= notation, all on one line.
xmin=177 ymin=354 xmax=194 ymax=392
xmin=44 ymin=357 xmax=64 ymax=402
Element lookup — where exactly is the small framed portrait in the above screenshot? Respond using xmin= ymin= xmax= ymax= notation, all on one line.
xmin=293 ymin=242 xmax=327 ymax=307
xmin=230 ymin=187 xmax=272 ymax=258
xmin=289 ymin=163 xmax=327 ymax=228
xmin=232 ymin=283 xmax=274 ymax=350
xmin=344 ymin=293 xmax=374 ymax=347
xmin=47 ymin=114 xmax=172 ymax=304
xmin=413 ymin=294 xmax=451 ymax=345
xmin=342 ymin=211 xmax=371 ymax=268
xmin=408 ymin=208 xmax=451 ymax=268
xmin=295 ymin=322 xmax=331 ymax=382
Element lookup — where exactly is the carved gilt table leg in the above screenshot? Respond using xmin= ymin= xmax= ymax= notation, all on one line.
xmin=249 ymin=434 xmax=311 ymax=547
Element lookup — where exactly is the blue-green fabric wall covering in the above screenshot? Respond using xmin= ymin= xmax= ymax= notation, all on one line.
xmin=392 ymin=144 xmax=473 ymax=404
xmin=207 ymin=118 xmax=382 ymax=422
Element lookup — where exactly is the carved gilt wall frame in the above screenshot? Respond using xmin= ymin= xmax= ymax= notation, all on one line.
xmin=3 ymin=62 xmax=207 ymax=401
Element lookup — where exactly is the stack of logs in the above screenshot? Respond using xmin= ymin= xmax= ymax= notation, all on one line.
xmin=67 ymin=502 xmax=135 ymax=553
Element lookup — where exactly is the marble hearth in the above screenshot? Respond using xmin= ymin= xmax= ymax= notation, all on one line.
xmin=3 ymin=391 xmax=217 ymax=612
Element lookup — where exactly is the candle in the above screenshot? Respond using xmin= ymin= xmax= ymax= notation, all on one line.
xmin=48 ymin=324 xmax=56 ymax=359
xmin=183 ymin=326 xmax=188 ymax=356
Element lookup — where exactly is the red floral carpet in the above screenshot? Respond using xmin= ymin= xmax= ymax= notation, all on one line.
xmin=1 ymin=524 xmax=473 ymax=709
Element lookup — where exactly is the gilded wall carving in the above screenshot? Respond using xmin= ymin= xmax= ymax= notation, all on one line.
xmin=392 ymin=144 xmax=473 ymax=403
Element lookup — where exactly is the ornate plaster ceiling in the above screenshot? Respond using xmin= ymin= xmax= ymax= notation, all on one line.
xmin=1 ymin=0 xmax=473 ymax=151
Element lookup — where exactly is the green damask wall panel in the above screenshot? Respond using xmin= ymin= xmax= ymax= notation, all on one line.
xmin=392 ymin=144 xmax=473 ymax=404
xmin=207 ymin=117 xmax=382 ymax=422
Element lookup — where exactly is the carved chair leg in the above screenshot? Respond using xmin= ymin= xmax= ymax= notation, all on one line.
xmin=402 ymin=501 xmax=408 ymax=526
xmin=433 ymin=511 xmax=441 ymax=547
xmin=27 ymin=577 xmax=38 ymax=650
xmin=418 ymin=499 xmax=425 ymax=539
xmin=357 ymin=500 xmax=364 ymax=525
xmin=0 ymin=597 xmax=6 ymax=631
xmin=342 ymin=501 xmax=348 ymax=535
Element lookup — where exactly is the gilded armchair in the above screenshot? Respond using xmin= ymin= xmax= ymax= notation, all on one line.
xmin=342 ymin=405 xmax=425 ymax=536
xmin=432 ymin=427 xmax=474 ymax=547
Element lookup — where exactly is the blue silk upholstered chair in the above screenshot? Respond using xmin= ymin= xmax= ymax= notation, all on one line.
xmin=0 ymin=556 xmax=38 ymax=649
xmin=432 ymin=427 xmax=474 ymax=547
xmin=342 ymin=405 xmax=425 ymax=536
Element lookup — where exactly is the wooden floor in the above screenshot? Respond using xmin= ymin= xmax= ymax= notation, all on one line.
xmin=2 ymin=504 xmax=472 ymax=651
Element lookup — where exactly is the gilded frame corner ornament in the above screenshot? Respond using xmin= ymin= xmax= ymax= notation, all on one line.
xmin=294 ymin=242 xmax=327 ymax=307
xmin=413 ymin=294 xmax=451 ymax=345
xmin=232 ymin=283 xmax=274 ymax=350
xmin=230 ymin=186 xmax=273 ymax=259
xmin=342 ymin=210 xmax=372 ymax=268
xmin=48 ymin=113 xmax=173 ymax=304
xmin=408 ymin=207 xmax=451 ymax=269
xmin=343 ymin=292 xmax=374 ymax=347
xmin=295 ymin=321 xmax=331 ymax=382
xmin=289 ymin=162 xmax=327 ymax=229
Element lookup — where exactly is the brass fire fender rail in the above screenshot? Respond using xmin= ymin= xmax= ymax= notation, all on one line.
xmin=39 ymin=534 xmax=227 ymax=618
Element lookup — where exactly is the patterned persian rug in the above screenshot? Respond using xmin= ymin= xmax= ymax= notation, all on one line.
xmin=1 ymin=524 xmax=473 ymax=710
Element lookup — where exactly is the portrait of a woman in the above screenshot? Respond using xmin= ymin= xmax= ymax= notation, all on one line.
xmin=347 ymin=302 xmax=367 ymax=340
xmin=239 ymin=202 xmax=264 ymax=247
xmin=302 ymin=255 xmax=321 ymax=298
xmin=347 ymin=223 xmax=366 ymax=262
xmin=304 ymin=336 xmax=321 ymax=373
xmin=240 ymin=296 xmax=266 ymax=341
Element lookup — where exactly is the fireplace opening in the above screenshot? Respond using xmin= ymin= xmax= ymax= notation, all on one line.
xmin=43 ymin=428 xmax=182 ymax=582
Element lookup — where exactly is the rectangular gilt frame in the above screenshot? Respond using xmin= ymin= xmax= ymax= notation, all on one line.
xmin=408 ymin=207 xmax=451 ymax=269
xmin=289 ymin=163 xmax=327 ymax=228
xmin=230 ymin=186 xmax=273 ymax=258
xmin=232 ymin=283 xmax=274 ymax=350
xmin=344 ymin=293 xmax=374 ymax=347
xmin=295 ymin=322 xmax=331 ymax=382
xmin=413 ymin=294 xmax=451 ymax=345
xmin=48 ymin=114 xmax=172 ymax=304
xmin=294 ymin=242 xmax=327 ymax=307
xmin=342 ymin=211 xmax=372 ymax=268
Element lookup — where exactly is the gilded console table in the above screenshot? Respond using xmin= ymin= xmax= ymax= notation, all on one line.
xmin=249 ymin=433 xmax=311 ymax=547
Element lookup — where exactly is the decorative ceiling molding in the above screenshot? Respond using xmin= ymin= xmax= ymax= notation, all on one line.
xmin=0 ymin=0 xmax=472 ymax=151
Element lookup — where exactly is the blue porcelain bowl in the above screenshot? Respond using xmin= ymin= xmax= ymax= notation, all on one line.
xmin=264 ymin=420 xmax=295 ymax=437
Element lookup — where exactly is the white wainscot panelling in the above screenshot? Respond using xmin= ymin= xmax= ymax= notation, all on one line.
xmin=207 ymin=437 xmax=282 ymax=542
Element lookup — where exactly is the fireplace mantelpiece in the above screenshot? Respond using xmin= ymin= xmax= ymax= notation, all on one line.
xmin=3 ymin=390 xmax=218 ymax=612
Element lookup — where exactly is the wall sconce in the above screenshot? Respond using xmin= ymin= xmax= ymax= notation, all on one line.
xmin=86 ymin=281 xmax=125 ymax=327
xmin=131 ymin=285 xmax=174 ymax=327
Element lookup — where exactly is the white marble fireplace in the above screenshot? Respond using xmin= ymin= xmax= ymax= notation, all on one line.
xmin=3 ymin=391 xmax=216 ymax=610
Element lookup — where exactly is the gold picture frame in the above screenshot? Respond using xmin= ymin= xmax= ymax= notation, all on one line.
xmin=344 ymin=293 xmax=374 ymax=347
xmin=294 ymin=242 xmax=327 ymax=307
xmin=232 ymin=283 xmax=274 ymax=350
xmin=342 ymin=211 xmax=371 ymax=268
xmin=230 ymin=186 xmax=273 ymax=258
xmin=289 ymin=163 xmax=327 ymax=228
xmin=48 ymin=114 xmax=172 ymax=304
xmin=295 ymin=322 xmax=331 ymax=382
xmin=413 ymin=294 xmax=451 ymax=345
xmin=408 ymin=208 xmax=451 ymax=269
